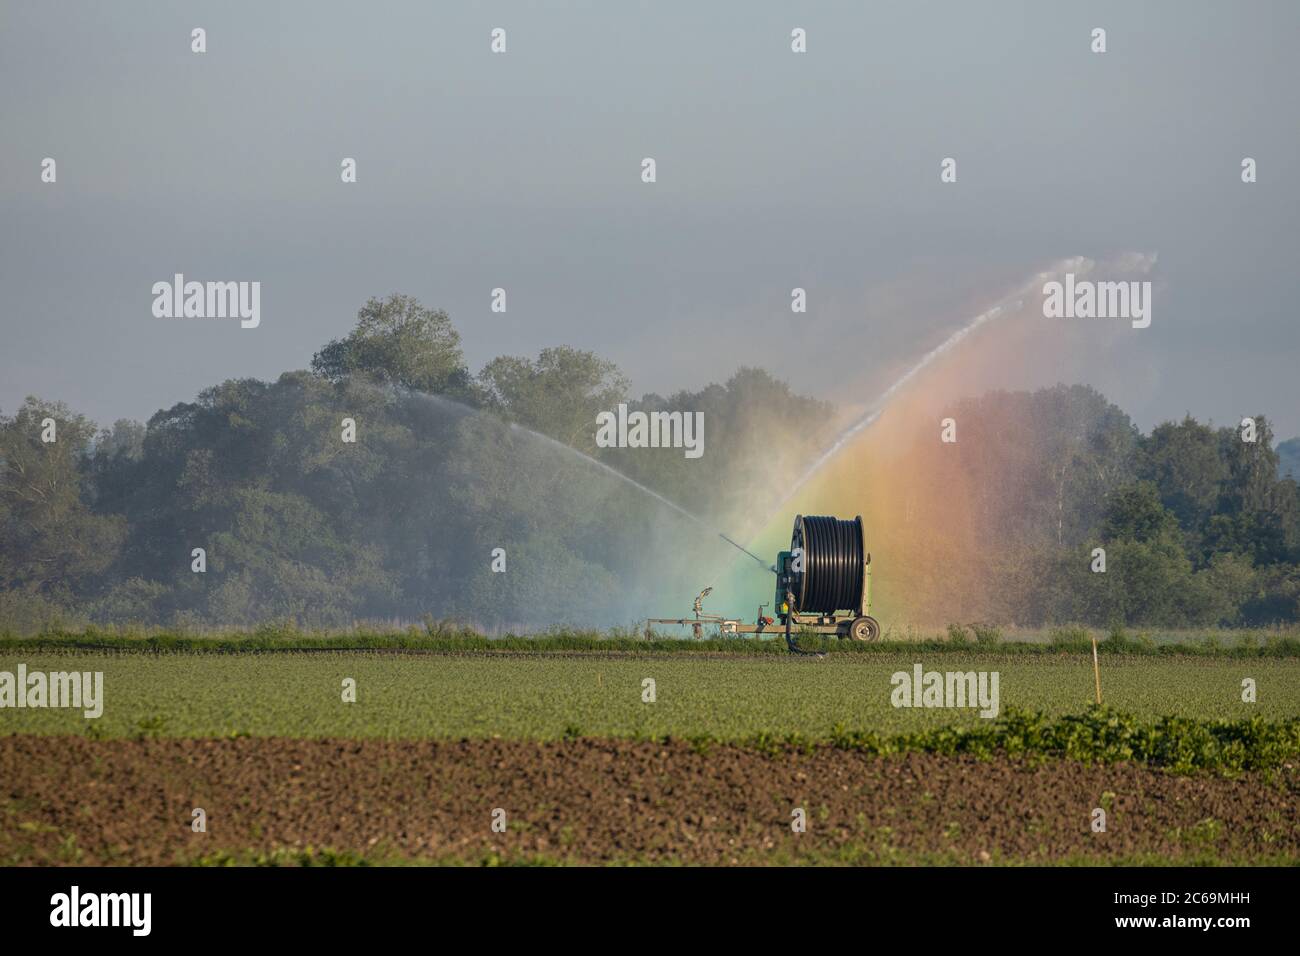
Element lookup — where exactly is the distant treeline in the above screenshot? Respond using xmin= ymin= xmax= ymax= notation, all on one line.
xmin=867 ymin=386 xmax=1300 ymax=627
xmin=0 ymin=295 xmax=834 ymax=632
xmin=1 ymin=294 xmax=1298 ymax=631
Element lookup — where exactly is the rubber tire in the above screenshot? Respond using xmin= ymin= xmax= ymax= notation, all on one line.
xmin=849 ymin=615 xmax=881 ymax=642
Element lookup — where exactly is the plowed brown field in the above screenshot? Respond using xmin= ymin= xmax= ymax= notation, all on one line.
xmin=3 ymin=736 xmax=1296 ymax=865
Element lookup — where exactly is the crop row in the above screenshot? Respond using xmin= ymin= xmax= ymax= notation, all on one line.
xmin=2 ymin=653 xmax=1296 ymax=741
xmin=4 ymin=626 xmax=1300 ymax=656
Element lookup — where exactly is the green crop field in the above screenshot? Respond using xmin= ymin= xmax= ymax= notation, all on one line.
xmin=2 ymin=651 xmax=1296 ymax=740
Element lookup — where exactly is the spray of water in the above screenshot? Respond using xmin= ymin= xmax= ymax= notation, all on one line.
xmin=403 ymin=389 xmax=774 ymax=571
xmin=763 ymin=256 xmax=1097 ymax=523
xmin=387 ymin=253 xmax=1153 ymax=589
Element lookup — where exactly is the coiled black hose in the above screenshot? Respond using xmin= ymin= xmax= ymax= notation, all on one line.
xmin=789 ymin=514 xmax=865 ymax=614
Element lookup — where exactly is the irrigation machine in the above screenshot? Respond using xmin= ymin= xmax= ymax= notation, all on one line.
xmin=646 ymin=514 xmax=880 ymax=650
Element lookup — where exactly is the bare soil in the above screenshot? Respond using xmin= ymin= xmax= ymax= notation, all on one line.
xmin=2 ymin=736 xmax=1296 ymax=865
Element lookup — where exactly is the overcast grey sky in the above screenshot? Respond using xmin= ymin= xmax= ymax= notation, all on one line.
xmin=2 ymin=1 xmax=1297 ymax=437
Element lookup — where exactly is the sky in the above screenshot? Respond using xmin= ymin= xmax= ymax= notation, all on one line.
xmin=2 ymin=0 xmax=1297 ymax=438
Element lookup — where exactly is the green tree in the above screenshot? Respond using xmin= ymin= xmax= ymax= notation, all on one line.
xmin=1207 ymin=416 xmax=1294 ymax=565
xmin=0 ymin=398 xmax=124 ymax=601
xmin=477 ymin=347 xmax=629 ymax=453
xmin=1138 ymin=416 xmax=1227 ymax=536
xmin=311 ymin=294 xmax=473 ymax=398
xmin=1220 ymin=415 xmax=1283 ymax=515
xmin=1102 ymin=481 xmax=1182 ymax=543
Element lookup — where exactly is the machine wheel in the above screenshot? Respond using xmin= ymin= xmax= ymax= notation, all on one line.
xmin=848 ymin=615 xmax=880 ymax=642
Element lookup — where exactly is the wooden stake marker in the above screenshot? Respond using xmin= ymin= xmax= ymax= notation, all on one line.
xmin=1091 ymin=635 xmax=1103 ymax=706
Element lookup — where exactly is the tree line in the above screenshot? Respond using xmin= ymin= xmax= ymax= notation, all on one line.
xmin=2 ymin=294 xmax=1297 ymax=632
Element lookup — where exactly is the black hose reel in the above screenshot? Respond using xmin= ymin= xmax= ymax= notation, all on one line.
xmin=785 ymin=514 xmax=880 ymax=641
